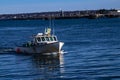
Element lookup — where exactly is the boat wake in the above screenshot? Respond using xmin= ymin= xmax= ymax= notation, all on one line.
xmin=0 ymin=47 xmax=66 ymax=56
xmin=0 ymin=47 xmax=14 ymax=54
xmin=61 ymin=50 xmax=68 ymax=54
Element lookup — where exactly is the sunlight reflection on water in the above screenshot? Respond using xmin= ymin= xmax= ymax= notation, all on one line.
xmin=31 ymin=54 xmax=65 ymax=79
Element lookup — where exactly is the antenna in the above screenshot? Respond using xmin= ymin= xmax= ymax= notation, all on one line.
xmin=53 ymin=27 xmax=55 ymax=35
xmin=49 ymin=16 xmax=52 ymax=28
xmin=52 ymin=18 xmax=54 ymax=27
xmin=52 ymin=17 xmax=55 ymax=35
xmin=44 ymin=27 xmax=46 ymax=34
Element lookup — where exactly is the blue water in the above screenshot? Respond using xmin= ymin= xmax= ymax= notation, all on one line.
xmin=0 ymin=18 xmax=120 ymax=80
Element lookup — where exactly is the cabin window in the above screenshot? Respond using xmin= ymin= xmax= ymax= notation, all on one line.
xmin=54 ymin=37 xmax=57 ymax=41
xmin=37 ymin=37 xmax=41 ymax=42
xmin=46 ymin=37 xmax=50 ymax=41
xmin=50 ymin=37 xmax=53 ymax=41
xmin=41 ymin=37 xmax=45 ymax=41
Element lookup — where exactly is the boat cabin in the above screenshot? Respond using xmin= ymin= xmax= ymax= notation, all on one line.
xmin=33 ymin=33 xmax=58 ymax=43
xmin=35 ymin=36 xmax=57 ymax=43
xmin=21 ymin=28 xmax=59 ymax=47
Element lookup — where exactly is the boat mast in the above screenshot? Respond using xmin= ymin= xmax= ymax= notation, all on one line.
xmin=49 ymin=16 xmax=51 ymax=28
xmin=52 ymin=18 xmax=55 ymax=35
xmin=48 ymin=16 xmax=55 ymax=35
xmin=53 ymin=27 xmax=55 ymax=35
xmin=44 ymin=27 xmax=46 ymax=34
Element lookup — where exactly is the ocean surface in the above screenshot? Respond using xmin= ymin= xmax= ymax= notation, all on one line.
xmin=0 ymin=18 xmax=120 ymax=80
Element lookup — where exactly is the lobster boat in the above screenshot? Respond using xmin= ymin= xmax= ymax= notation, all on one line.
xmin=15 ymin=28 xmax=64 ymax=55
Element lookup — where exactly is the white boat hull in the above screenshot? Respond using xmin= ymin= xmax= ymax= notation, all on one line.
xmin=15 ymin=42 xmax=64 ymax=55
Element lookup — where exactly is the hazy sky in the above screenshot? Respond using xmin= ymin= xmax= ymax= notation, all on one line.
xmin=0 ymin=0 xmax=119 ymax=14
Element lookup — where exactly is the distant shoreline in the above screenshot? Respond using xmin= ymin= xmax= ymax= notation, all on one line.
xmin=0 ymin=9 xmax=120 ymax=20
